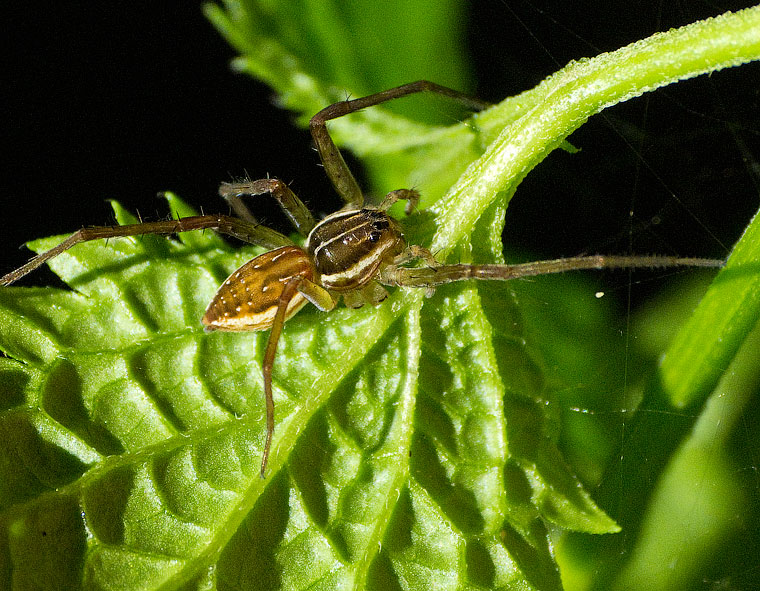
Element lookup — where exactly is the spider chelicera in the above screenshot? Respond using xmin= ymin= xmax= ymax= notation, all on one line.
xmin=1 ymin=81 xmax=725 ymax=476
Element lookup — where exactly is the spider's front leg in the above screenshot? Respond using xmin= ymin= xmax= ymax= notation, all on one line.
xmin=379 ymin=189 xmax=421 ymax=216
xmin=378 ymin=245 xmax=442 ymax=298
xmin=309 ymin=80 xmax=490 ymax=209
xmin=380 ymin=252 xmax=728 ymax=291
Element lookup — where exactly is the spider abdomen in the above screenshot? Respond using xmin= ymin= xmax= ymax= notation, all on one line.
xmin=202 ymin=245 xmax=312 ymax=332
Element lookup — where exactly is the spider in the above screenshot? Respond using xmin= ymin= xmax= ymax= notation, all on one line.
xmin=1 ymin=81 xmax=725 ymax=476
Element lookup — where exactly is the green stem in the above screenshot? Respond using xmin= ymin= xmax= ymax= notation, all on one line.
xmin=432 ymin=5 xmax=760 ymax=253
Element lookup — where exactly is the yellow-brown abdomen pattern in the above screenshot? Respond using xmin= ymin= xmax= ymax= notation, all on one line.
xmin=202 ymin=246 xmax=312 ymax=331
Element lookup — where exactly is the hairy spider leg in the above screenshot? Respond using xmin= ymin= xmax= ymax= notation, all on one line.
xmin=219 ymin=177 xmax=317 ymax=235
xmin=260 ymin=276 xmax=302 ymax=478
xmin=379 ymin=254 xmax=726 ymax=288
xmin=378 ymin=189 xmax=421 ymax=216
xmin=0 ymin=215 xmax=293 ymax=286
xmin=258 ymin=272 xmax=334 ymax=477
xmin=309 ymin=80 xmax=491 ymax=209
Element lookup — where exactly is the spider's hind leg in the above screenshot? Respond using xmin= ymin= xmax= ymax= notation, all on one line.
xmin=219 ymin=177 xmax=316 ymax=237
xmin=0 ymin=214 xmax=293 ymax=287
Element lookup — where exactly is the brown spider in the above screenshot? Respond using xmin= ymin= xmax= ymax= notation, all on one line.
xmin=0 ymin=81 xmax=724 ymax=476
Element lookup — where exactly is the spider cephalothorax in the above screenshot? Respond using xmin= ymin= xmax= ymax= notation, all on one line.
xmin=307 ymin=208 xmax=405 ymax=294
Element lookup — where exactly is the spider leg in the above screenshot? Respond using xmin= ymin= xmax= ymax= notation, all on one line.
xmin=1 ymin=214 xmax=293 ymax=286
xmin=259 ymin=276 xmax=334 ymax=477
xmin=390 ymin=245 xmax=439 ymax=268
xmin=379 ymin=254 xmax=726 ymax=290
xmin=219 ymin=177 xmax=316 ymax=236
xmin=259 ymin=277 xmax=297 ymax=478
xmin=310 ymin=80 xmax=491 ymax=209
xmin=383 ymin=245 xmax=440 ymax=297
xmin=379 ymin=189 xmax=421 ymax=216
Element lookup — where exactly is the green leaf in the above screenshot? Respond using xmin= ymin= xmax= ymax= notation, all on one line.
xmin=204 ymin=0 xmax=482 ymax=202
xmin=612 ymin=322 xmax=760 ymax=591
xmin=660 ymin=208 xmax=760 ymax=407
xmin=2 ymin=3 xmax=760 ymax=590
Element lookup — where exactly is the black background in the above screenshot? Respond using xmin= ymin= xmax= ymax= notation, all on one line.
xmin=5 ymin=1 xmax=760 ymax=286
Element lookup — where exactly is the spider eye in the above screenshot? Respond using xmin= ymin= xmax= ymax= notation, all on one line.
xmin=368 ymin=231 xmax=382 ymax=243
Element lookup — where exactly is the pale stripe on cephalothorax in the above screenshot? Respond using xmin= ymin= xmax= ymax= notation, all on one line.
xmin=318 ymin=246 xmax=390 ymax=289
xmin=308 ymin=210 xmax=367 ymax=260
xmin=307 ymin=208 xmax=402 ymax=290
